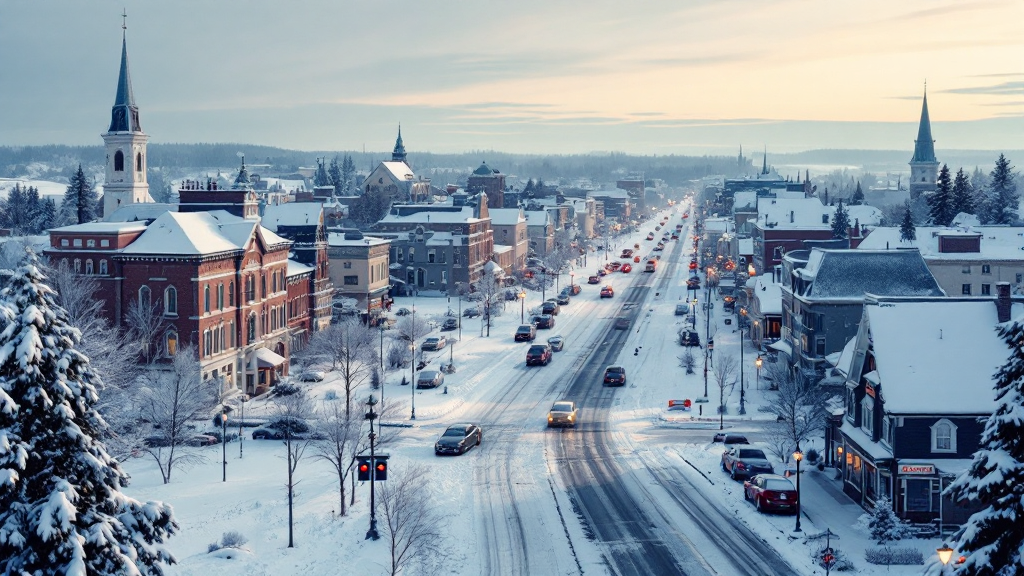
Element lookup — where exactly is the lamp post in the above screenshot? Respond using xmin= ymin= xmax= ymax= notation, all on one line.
xmin=410 ymin=300 xmax=417 ymax=420
xmin=379 ymin=324 xmax=386 ymax=408
xmin=739 ymin=307 xmax=747 ymax=415
xmin=570 ymin=272 xmax=575 ymax=290
xmin=220 ymin=410 xmax=228 ymax=482
xmin=793 ymin=445 xmax=803 ymax=532
xmin=519 ymin=290 xmax=526 ymax=323
xmin=937 ymin=543 xmax=954 ymax=574
xmin=365 ymin=394 xmax=380 ymax=540
xmin=238 ymin=395 xmax=246 ymax=459
xmin=755 ymin=355 xmax=763 ymax=391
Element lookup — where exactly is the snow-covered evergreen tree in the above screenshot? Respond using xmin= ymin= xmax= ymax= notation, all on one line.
xmin=950 ymin=167 xmax=975 ymax=218
xmin=0 ymin=253 xmax=177 ymax=575
xmin=868 ymin=497 xmax=908 ymax=544
xmin=831 ymin=198 xmax=850 ymax=239
xmin=850 ymin=180 xmax=865 ymax=205
xmin=985 ymin=154 xmax=1019 ymax=225
xmin=928 ymin=164 xmax=954 ymax=226
xmin=60 ymin=164 xmax=96 ymax=225
xmin=900 ymin=204 xmax=916 ymax=242
xmin=328 ymin=155 xmax=342 ymax=192
xmin=946 ymin=314 xmax=1024 ymax=575
xmin=341 ymin=154 xmax=356 ymax=194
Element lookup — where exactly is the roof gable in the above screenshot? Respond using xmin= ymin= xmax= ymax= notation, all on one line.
xmin=800 ymin=249 xmax=944 ymax=299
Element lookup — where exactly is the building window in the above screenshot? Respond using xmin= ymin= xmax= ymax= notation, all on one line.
xmin=87 ymin=239 xmax=96 ymax=248
xmin=881 ymin=417 xmax=891 ymax=448
xmin=962 ymin=284 xmax=972 ymax=295
xmin=247 ymin=313 xmax=256 ymax=342
xmin=114 ymin=150 xmax=125 ymax=172
xmin=73 ymin=259 xmax=81 ymax=273
xmin=440 ymin=251 xmax=446 ymax=264
xmin=261 ymin=276 xmax=267 ymax=298
xmin=165 ymin=331 xmax=177 ymax=356
xmin=229 ymin=281 xmax=235 ymax=307
xmin=139 ymin=285 xmax=151 ymax=308
xmin=73 ymin=239 xmax=82 ymax=247
xmin=861 ymin=396 xmax=874 ymax=436
xmin=981 ymin=284 xmax=991 ymax=296
xmin=203 ymin=329 xmax=212 ymax=357
xmin=246 ymin=276 xmax=255 ymax=302
xmin=204 ymin=285 xmax=211 ymax=313
xmin=85 ymin=260 xmax=94 ymax=275
xmin=931 ymin=419 xmax=957 ymax=453
xmin=962 ymin=265 xmax=971 ymax=274
xmin=815 ymin=337 xmax=826 ymax=357
xmin=229 ymin=320 xmax=236 ymax=348
xmin=343 ymin=262 xmax=352 ymax=269
xmin=408 ymin=248 xmax=415 ymax=263
xmin=344 ymin=275 xmax=359 ymax=286
xmin=217 ymin=283 xmax=224 ymax=309
xmin=100 ymin=239 xmax=109 ymax=248
xmin=396 ymin=248 xmax=403 ymax=262
xmin=136 ymin=152 xmax=143 ymax=172
xmin=99 ymin=260 xmax=107 ymax=275
xmin=61 ymin=239 xmax=69 ymax=247
xmin=441 ymin=270 xmax=448 ymax=285
xmin=428 ymin=250 xmax=436 ymax=263
xmin=982 ymin=264 xmax=991 ymax=274
xmin=164 ymin=286 xmax=177 ymax=316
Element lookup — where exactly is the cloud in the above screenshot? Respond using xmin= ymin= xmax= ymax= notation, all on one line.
xmin=891 ymin=1 xmax=1002 ymax=22
xmin=943 ymin=81 xmax=1024 ymax=96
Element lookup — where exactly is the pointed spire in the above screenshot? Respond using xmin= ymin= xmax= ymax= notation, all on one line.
xmin=233 ymin=154 xmax=251 ymax=189
xmin=392 ymin=124 xmax=407 ymax=163
xmin=911 ymin=83 xmax=936 ymax=163
xmin=107 ymin=13 xmax=141 ymax=133
xmin=761 ymin=147 xmax=769 ymax=175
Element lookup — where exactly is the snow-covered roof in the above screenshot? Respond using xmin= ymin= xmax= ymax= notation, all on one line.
xmin=51 ymin=221 xmax=148 ymax=234
xmin=756 ymin=197 xmax=831 ymax=230
xmin=733 ymin=191 xmax=757 ymax=210
xmin=105 ymin=203 xmax=177 ymax=222
xmin=261 ymin=203 xmax=322 ymax=232
xmin=703 ymin=217 xmax=733 ymax=233
xmin=122 ymin=211 xmax=289 ymax=256
xmin=524 ymin=211 xmax=550 ymax=225
xmin=326 ymin=233 xmax=390 ymax=247
xmin=493 ymin=244 xmax=513 ymax=254
xmin=858 ymin=226 xmax=1024 ymax=261
xmin=489 ymin=208 xmax=525 ymax=226
xmin=867 ymin=299 xmax=1013 ymax=414
xmin=738 ymin=238 xmax=753 ymax=256
xmin=588 ymin=189 xmax=629 ymax=199
xmin=381 ymin=161 xmax=415 ymax=182
xmin=795 ymin=249 xmax=944 ymax=300
xmin=287 ymin=259 xmax=314 ymax=277
xmin=379 ymin=206 xmax=481 ymax=225
xmin=830 ymin=336 xmax=858 ymax=377
xmin=750 ymin=276 xmax=782 ymax=315
xmin=840 ymin=421 xmax=893 ymax=459
xmin=845 ymin=205 xmax=883 ymax=227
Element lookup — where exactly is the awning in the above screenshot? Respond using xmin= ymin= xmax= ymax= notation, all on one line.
xmin=768 ymin=340 xmax=792 ymax=356
xmin=254 ymin=347 xmax=286 ymax=368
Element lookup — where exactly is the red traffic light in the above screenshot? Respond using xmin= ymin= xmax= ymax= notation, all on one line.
xmin=374 ymin=460 xmax=388 ymax=481
xmin=357 ymin=458 xmax=371 ymax=481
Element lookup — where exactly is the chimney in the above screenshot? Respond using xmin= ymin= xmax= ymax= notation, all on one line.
xmin=790 ymin=210 xmax=794 ymax=223
xmin=997 ymin=282 xmax=1012 ymax=323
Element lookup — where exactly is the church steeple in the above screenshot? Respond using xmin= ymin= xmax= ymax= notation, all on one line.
xmin=391 ymin=125 xmax=408 ymax=164
xmin=908 ymin=83 xmax=939 ymax=199
xmin=108 ymin=20 xmax=141 ymax=133
xmin=761 ymin=147 xmax=770 ymax=176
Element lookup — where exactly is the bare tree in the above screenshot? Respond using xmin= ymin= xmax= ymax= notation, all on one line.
xmin=713 ymin=354 xmax=738 ymax=429
xmin=757 ymin=361 xmax=831 ymax=461
xmin=311 ymin=399 xmax=366 ymax=516
xmin=307 ymin=317 xmax=376 ymax=418
xmin=392 ymin=313 xmax=431 ymax=369
xmin=124 ymin=293 xmax=166 ymax=364
xmin=138 ymin=345 xmax=219 ymax=483
xmin=275 ymin=391 xmax=315 ymax=548
xmin=679 ymin=347 xmax=696 ymax=374
xmin=471 ymin=264 xmax=503 ymax=337
xmin=377 ymin=465 xmax=447 ymax=576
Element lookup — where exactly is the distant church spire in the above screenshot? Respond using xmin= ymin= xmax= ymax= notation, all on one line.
xmin=392 ymin=125 xmax=407 ymax=164
xmin=761 ymin=147 xmax=769 ymax=175
xmin=108 ymin=9 xmax=141 ymax=133
xmin=908 ymin=82 xmax=939 ymax=199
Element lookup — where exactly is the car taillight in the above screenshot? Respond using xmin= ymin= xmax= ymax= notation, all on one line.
xmin=736 ymin=462 xmax=746 ymax=470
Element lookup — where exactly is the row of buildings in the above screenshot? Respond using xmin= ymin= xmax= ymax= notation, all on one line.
xmin=696 ymin=94 xmax=1024 ymax=528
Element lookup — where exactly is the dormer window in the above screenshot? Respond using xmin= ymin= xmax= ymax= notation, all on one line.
xmin=931 ymin=419 xmax=957 ymax=453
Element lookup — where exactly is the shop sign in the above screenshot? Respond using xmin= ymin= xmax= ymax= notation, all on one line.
xmin=899 ymin=464 xmax=935 ymax=475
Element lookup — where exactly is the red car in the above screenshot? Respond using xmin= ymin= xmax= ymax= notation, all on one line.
xmin=608 ymin=261 xmax=622 ymax=271
xmin=743 ymin=474 xmax=798 ymax=514
xmin=526 ymin=344 xmax=553 ymax=366
xmin=600 ymin=286 xmax=614 ymax=298
xmin=620 ymin=263 xmax=632 ymax=273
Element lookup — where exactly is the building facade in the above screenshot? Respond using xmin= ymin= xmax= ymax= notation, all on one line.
xmin=327 ymin=231 xmax=392 ymax=312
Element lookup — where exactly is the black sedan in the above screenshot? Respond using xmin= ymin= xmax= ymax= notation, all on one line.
xmin=441 ymin=318 xmax=458 ymax=331
xmin=435 ymin=423 xmax=482 ymax=455
xmin=722 ymin=447 xmax=774 ymax=480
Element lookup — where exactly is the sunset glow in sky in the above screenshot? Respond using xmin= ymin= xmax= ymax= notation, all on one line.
xmin=1 ymin=0 xmax=1021 ymax=154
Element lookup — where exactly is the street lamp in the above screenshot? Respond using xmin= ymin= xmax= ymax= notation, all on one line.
xmin=937 ymin=544 xmax=954 ymax=572
xmin=570 ymin=271 xmax=575 ymax=289
xmin=755 ymin=355 xmax=763 ymax=391
xmin=519 ymin=290 xmax=527 ymax=323
xmin=739 ymin=307 xmax=747 ymax=415
xmin=238 ymin=395 xmax=247 ymax=459
xmin=365 ymin=394 xmax=380 ymax=540
xmin=220 ymin=410 xmax=228 ymax=482
xmin=793 ymin=446 xmax=803 ymax=532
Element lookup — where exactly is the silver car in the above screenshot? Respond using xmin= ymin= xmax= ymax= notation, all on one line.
xmin=416 ymin=370 xmax=445 ymax=389
xmin=547 ymin=400 xmax=578 ymax=428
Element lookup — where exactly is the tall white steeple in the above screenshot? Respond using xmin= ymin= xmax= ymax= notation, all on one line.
xmin=102 ymin=12 xmax=152 ymax=220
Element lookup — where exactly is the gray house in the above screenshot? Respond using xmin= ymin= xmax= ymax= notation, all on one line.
xmin=777 ymin=248 xmax=944 ymax=385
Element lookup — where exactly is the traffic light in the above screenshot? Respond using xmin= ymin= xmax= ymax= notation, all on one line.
xmin=357 ymin=457 xmax=371 ymax=481
xmin=374 ymin=457 xmax=389 ymax=481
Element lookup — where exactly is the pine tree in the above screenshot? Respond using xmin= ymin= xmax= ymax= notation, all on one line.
xmin=0 ymin=253 xmax=177 ymax=575
xmin=948 ymin=315 xmax=1024 ymax=575
xmin=928 ymin=164 xmax=954 ymax=226
xmin=831 ymin=198 xmax=850 ymax=239
xmin=341 ymin=154 xmax=356 ymax=194
xmin=972 ymin=166 xmax=989 ymax=217
xmin=328 ymin=155 xmax=342 ymax=193
xmin=868 ymin=497 xmax=908 ymax=545
xmin=313 ymin=157 xmax=331 ymax=188
xmin=950 ymin=167 xmax=975 ymax=219
xmin=850 ymin=180 xmax=865 ymax=205
xmin=62 ymin=165 xmax=96 ymax=225
xmin=986 ymin=154 xmax=1019 ymax=225
xmin=900 ymin=203 xmax=916 ymax=242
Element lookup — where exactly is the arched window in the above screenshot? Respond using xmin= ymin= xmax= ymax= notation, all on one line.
xmin=114 ymin=150 xmax=125 ymax=172
xmin=204 ymin=285 xmax=211 ymax=313
xmin=229 ymin=281 xmax=235 ymax=307
xmin=136 ymin=152 xmax=143 ymax=172
xmin=219 ymin=325 xmax=225 ymax=352
xmin=217 ymin=283 xmax=224 ymax=310
xmin=74 ymin=259 xmax=82 ymax=273
xmin=61 ymin=258 xmax=69 ymax=269
xmin=99 ymin=260 xmax=108 ymax=275
xmin=203 ymin=329 xmax=211 ymax=356
xmin=246 ymin=276 xmax=255 ymax=302
xmin=165 ymin=331 xmax=178 ymax=357
xmin=261 ymin=275 xmax=267 ymax=299
xmin=931 ymin=419 xmax=957 ymax=453
xmin=85 ymin=259 xmax=94 ymax=275
xmin=164 ymin=286 xmax=177 ymax=316
xmin=272 ymin=271 xmax=278 ymax=293
xmin=139 ymin=285 xmax=151 ymax=308
xmin=247 ymin=313 xmax=256 ymax=342
xmin=229 ymin=320 xmax=236 ymax=348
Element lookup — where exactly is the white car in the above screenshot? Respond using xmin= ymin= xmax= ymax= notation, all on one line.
xmin=296 ymin=370 xmax=325 ymax=382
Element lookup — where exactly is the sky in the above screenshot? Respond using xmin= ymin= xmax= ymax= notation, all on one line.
xmin=1 ymin=0 xmax=1022 ymax=155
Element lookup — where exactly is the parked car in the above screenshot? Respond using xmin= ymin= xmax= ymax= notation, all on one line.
xmin=569 ymin=284 xmax=582 ymax=295
xmin=463 ymin=307 xmax=481 ymax=318
xmin=654 ymin=243 xmax=664 ymax=252
xmin=533 ymin=314 xmax=555 ymax=329
xmin=515 ymin=324 xmax=537 ymax=342
xmin=603 ymin=365 xmax=626 ymax=386
xmin=541 ymin=301 xmax=561 ymax=316
xmin=547 ymin=400 xmax=578 ymax=428
xmin=614 ymin=317 xmax=630 ymax=330
xmin=680 ymin=330 xmax=700 ymax=347
xmin=143 ymin=435 xmax=171 ymax=448
xmin=441 ymin=318 xmax=458 ymax=331
xmin=620 ymin=263 xmax=632 ymax=273
xmin=435 ymin=423 xmax=483 ymax=456
xmin=597 ymin=268 xmax=608 ymax=277
xmin=547 ymin=335 xmax=565 ymax=351
xmin=421 ymin=336 xmax=447 ymax=351
xmin=675 ymin=303 xmax=688 ymax=316
xmin=744 ymin=474 xmax=798 ymax=514
xmin=526 ymin=344 xmax=553 ymax=366
xmin=395 ymin=307 xmax=412 ymax=316
xmin=713 ymin=432 xmax=750 ymax=444
xmin=556 ymin=293 xmax=571 ymax=305
xmin=620 ymin=249 xmax=634 ymax=258
xmin=252 ymin=418 xmax=320 ymax=440
xmin=686 ymin=275 xmax=701 ymax=290
xmin=588 ymin=275 xmax=601 ymax=284
xmin=416 ymin=370 xmax=445 ymax=389
xmin=608 ymin=261 xmax=622 ymax=271
xmin=600 ymin=286 xmax=614 ymax=298
xmin=296 ymin=370 xmax=325 ymax=382
xmin=504 ymin=288 xmax=522 ymax=301
xmin=722 ymin=447 xmax=774 ymax=480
